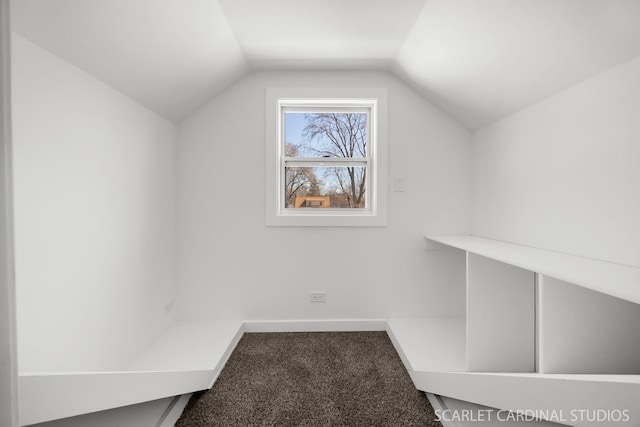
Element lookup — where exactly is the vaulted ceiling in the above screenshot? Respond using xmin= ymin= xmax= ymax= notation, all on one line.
xmin=11 ymin=0 xmax=640 ymax=129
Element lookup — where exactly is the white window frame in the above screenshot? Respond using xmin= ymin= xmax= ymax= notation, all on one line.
xmin=266 ymin=87 xmax=388 ymax=227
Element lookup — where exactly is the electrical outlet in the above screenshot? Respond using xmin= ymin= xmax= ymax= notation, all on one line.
xmin=310 ymin=291 xmax=327 ymax=303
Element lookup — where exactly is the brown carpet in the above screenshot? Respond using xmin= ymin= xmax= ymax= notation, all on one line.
xmin=176 ymin=331 xmax=441 ymax=426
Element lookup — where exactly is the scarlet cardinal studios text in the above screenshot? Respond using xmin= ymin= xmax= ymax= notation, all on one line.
xmin=435 ymin=408 xmax=631 ymax=424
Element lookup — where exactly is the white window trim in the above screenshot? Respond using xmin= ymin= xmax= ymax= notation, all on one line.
xmin=266 ymin=87 xmax=388 ymax=227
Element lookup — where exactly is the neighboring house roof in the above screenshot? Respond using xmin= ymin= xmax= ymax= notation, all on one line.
xmin=294 ymin=196 xmax=331 ymax=208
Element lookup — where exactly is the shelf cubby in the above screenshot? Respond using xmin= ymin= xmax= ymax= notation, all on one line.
xmin=538 ymin=276 xmax=640 ymax=375
xmin=466 ymin=253 xmax=535 ymax=372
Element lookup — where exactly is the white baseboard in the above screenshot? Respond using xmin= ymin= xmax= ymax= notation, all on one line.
xmin=243 ymin=319 xmax=387 ymax=333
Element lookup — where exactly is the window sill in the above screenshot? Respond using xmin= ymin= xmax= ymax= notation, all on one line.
xmin=266 ymin=211 xmax=387 ymax=227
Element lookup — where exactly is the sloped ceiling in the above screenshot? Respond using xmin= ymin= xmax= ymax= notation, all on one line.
xmin=11 ymin=0 xmax=248 ymax=122
xmin=11 ymin=0 xmax=640 ymax=129
xmin=394 ymin=0 xmax=640 ymax=129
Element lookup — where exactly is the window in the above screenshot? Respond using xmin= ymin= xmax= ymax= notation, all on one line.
xmin=266 ymin=88 xmax=387 ymax=226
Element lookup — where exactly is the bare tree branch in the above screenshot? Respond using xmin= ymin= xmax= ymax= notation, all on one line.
xmin=300 ymin=113 xmax=367 ymax=208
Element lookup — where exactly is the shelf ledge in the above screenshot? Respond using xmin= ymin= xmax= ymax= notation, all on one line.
xmin=387 ymin=318 xmax=466 ymax=373
xmin=426 ymin=235 xmax=640 ymax=305
xmin=19 ymin=320 xmax=244 ymax=425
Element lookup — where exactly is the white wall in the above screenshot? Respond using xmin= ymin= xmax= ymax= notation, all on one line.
xmin=473 ymin=55 xmax=640 ymax=267
xmin=176 ymin=70 xmax=472 ymax=321
xmin=11 ymin=34 xmax=178 ymax=372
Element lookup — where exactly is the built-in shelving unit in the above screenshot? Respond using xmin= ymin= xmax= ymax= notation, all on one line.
xmin=427 ymin=235 xmax=640 ymax=304
xmin=388 ymin=235 xmax=640 ymax=426
xmin=19 ymin=320 xmax=243 ymax=426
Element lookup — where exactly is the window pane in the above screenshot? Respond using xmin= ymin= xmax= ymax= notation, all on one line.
xmin=284 ymin=112 xmax=367 ymax=158
xmin=284 ymin=166 xmax=366 ymax=209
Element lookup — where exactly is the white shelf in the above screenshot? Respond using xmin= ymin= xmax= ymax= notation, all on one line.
xmin=469 ymin=372 xmax=640 ymax=383
xmin=427 ymin=235 xmax=640 ymax=305
xmin=387 ymin=318 xmax=466 ymax=373
xmin=19 ymin=320 xmax=244 ymax=425
xmin=127 ymin=320 xmax=243 ymax=371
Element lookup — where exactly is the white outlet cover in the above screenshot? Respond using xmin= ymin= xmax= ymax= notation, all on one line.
xmin=394 ymin=176 xmax=406 ymax=192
